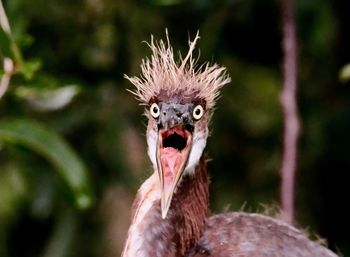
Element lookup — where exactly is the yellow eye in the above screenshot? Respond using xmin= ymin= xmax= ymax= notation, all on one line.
xmin=193 ymin=105 xmax=204 ymax=120
xmin=150 ymin=103 xmax=160 ymax=118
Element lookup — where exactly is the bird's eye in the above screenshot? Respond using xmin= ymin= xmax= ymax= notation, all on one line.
xmin=193 ymin=105 xmax=204 ymax=120
xmin=150 ymin=103 xmax=160 ymax=118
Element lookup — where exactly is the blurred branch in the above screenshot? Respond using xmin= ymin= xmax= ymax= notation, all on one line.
xmin=1 ymin=0 xmax=39 ymax=100
xmin=0 ymin=0 xmax=14 ymax=99
xmin=279 ymin=0 xmax=300 ymax=224
xmin=0 ymin=57 xmax=13 ymax=99
xmin=0 ymin=0 xmax=10 ymax=34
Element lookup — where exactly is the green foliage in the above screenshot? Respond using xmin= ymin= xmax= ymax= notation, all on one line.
xmin=18 ymin=58 xmax=42 ymax=80
xmin=0 ymin=0 xmax=41 ymax=83
xmin=0 ymin=119 xmax=93 ymax=209
xmin=0 ymin=164 xmax=26 ymax=222
xmin=1 ymin=2 xmax=95 ymax=253
xmin=0 ymin=24 xmax=13 ymax=58
xmin=148 ymin=0 xmax=182 ymax=6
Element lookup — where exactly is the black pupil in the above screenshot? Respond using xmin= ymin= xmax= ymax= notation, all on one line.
xmin=195 ymin=108 xmax=201 ymax=115
xmin=153 ymin=106 xmax=158 ymax=114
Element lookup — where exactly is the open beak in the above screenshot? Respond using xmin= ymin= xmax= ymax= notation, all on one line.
xmin=156 ymin=125 xmax=192 ymax=219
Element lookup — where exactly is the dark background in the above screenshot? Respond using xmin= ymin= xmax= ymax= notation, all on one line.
xmin=0 ymin=0 xmax=349 ymax=256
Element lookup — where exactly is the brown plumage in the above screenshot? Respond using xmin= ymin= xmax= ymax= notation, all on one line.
xmin=121 ymin=32 xmax=338 ymax=257
xmin=187 ymin=213 xmax=337 ymax=257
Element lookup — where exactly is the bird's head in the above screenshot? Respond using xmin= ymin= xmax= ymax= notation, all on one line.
xmin=125 ymin=31 xmax=230 ymax=219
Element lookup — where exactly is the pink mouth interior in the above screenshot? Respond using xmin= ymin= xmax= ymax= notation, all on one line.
xmin=161 ymin=148 xmax=183 ymax=185
xmin=160 ymin=126 xmax=189 ymax=186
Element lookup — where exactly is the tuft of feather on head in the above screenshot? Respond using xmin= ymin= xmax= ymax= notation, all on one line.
xmin=124 ymin=31 xmax=231 ymax=110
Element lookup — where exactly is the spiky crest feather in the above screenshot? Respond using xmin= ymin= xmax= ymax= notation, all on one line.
xmin=125 ymin=31 xmax=231 ymax=109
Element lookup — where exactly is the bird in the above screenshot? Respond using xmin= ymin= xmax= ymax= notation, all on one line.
xmin=121 ymin=32 xmax=338 ymax=257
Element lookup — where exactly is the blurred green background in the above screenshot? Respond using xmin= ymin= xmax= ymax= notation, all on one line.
xmin=0 ymin=0 xmax=349 ymax=256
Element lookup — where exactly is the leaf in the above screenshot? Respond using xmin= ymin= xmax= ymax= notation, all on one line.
xmin=15 ymin=84 xmax=80 ymax=111
xmin=339 ymin=63 xmax=350 ymax=83
xmin=0 ymin=119 xmax=93 ymax=209
xmin=0 ymin=24 xmax=13 ymax=58
xmin=0 ymin=165 xmax=27 ymax=219
xmin=0 ymin=20 xmax=23 ymax=64
xmin=18 ymin=58 xmax=42 ymax=80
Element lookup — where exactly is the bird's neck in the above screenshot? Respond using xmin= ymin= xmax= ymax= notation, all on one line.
xmin=122 ymin=156 xmax=209 ymax=257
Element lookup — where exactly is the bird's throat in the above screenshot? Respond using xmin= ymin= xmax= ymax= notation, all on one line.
xmin=122 ymin=156 xmax=209 ymax=257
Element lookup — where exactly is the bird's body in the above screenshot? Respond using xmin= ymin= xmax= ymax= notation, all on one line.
xmin=122 ymin=156 xmax=337 ymax=257
xmin=122 ymin=32 xmax=338 ymax=257
xmin=188 ymin=213 xmax=337 ymax=257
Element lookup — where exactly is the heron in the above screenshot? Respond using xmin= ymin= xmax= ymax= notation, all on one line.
xmin=121 ymin=32 xmax=338 ymax=257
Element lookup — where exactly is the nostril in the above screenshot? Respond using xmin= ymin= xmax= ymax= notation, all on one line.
xmin=185 ymin=124 xmax=194 ymax=133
